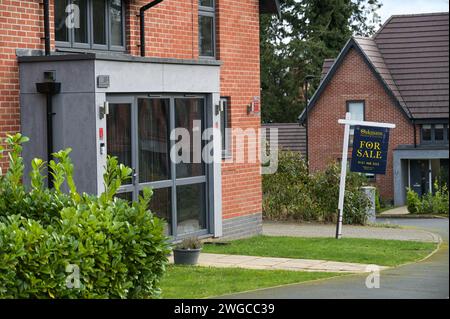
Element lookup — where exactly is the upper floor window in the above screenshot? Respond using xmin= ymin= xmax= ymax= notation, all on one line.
xmin=421 ymin=124 xmax=449 ymax=144
xmin=347 ymin=100 xmax=365 ymax=144
xmin=55 ymin=0 xmax=125 ymax=51
xmin=199 ymin=0 xmax=215 ymax=58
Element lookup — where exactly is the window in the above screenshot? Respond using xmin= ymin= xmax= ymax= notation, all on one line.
xmin=199 ymin=0 xmax=215 ymax=58
xmin=421 ymin=125 xmax=432 ymax=142
xmin=220 ymin=97 xmax=231 ymax=157
xmin=421 ymin=124 xmax=449 ymax=144
xmin=435 ymin=124 xmax=445 ymax=141
xmin=347 ymin=101 xmax=365 ymax=144
xmin=55 ymin=0 xmax=125 ymax=51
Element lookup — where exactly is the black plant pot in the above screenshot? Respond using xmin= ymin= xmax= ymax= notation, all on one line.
xmin=173 ymin=248 xmax=202 ymax=265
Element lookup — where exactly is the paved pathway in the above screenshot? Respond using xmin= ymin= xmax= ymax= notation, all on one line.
xmin=218 ymin=218 xmax=449 ymax=299
xmin=263 ymin=221 xmax=439 ymax=242
xmin=380 ymin=206 xmax=409 ymax=215
xmin=169 ymin=253 xmax=388 ymax=273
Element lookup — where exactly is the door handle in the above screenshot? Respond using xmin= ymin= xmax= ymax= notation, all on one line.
xmin=132 ymin=168 xmax=138 ymax=185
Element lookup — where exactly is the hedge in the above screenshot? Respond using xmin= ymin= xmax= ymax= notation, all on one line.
xmin=0 ymin=134 xmax=171 ymax=298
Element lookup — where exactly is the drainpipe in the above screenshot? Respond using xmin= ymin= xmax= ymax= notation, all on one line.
xmin=43 ymin=0 xmax=51 ymax=55
xmin=413 ymin=119 xmax=417 ymax=148
xmin=140 ymin=0 xmax=165 ymax=57
xmin=36 ymin=73 xmax=61 ymax=188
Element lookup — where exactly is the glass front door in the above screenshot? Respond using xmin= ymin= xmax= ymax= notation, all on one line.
xmin=106 ymin=95 xmax=209 ymax=238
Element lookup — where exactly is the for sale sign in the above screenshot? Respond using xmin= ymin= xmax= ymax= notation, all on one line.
xmin=350 ymin=126 xmax=390 ymax=175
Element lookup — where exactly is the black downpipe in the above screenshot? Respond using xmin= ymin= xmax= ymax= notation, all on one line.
xmin=36 ymin=81 xmax=61 ymax=188
xmin=140 ymin=0 xmax=165 ymax=57
xmin=46 ymin=94 xmax=54 ymax=188
xmin=43 ymin=0 xmax=51 ymax=56
xmin=413 ymin=119 xmax=417 ymax=148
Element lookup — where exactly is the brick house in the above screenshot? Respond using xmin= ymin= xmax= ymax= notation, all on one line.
xmin=299 ymin=12 xmax=449 ymax=205
xmin=0 ymin=0 xmax=280 ymax=239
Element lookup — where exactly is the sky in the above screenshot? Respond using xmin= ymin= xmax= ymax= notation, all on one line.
xmin=378 ymin=0 xmax=449 ymax=24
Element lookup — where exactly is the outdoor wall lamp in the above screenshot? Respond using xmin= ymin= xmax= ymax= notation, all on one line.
xmin=99 ymin=101 xmax=110 ymax=120
xmin=247 ymin=96 xmax=261 ymax=115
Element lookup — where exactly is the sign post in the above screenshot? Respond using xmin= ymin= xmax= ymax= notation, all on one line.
xmin=336 ymin=112 xmax=395 ymax=239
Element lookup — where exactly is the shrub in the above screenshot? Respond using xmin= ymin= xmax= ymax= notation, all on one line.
xmin=406 ymin=182 xmax=449 ymax=215
xmin=262 ymin=151 xmax=370 ymax=225
xmin=406 ymin=188 xmax=421 ymax=214
xmin=0 ymin=133 xmax=171 ymax=299
xmin=176 ymin=237 xmax=203 ymax=250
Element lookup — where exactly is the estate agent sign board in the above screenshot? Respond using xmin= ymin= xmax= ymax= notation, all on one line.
xmin=335 ymin=113 xmax=395 ymax=239
xmin=350 ymin=126 xmax=390 ymax=175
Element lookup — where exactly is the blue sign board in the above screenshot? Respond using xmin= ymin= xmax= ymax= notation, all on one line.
xmin=350 ymin=125 xmax=390 ymax=175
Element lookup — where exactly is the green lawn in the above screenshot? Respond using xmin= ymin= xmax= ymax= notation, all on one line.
xmin=160 ymin=265 xmax=341 ymax=299
xmin=203 ymin=236 xmax=437 ymax=267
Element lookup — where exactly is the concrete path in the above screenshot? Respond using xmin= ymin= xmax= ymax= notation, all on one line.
xmin=263 ymin=221 xmax=439 ymax=242
xmin=169 ymin=253 xmax=388 ymax=273
xmin=380 ymin=206 xmax=409 ymax=215
xmin=218 ymin=218 xmax=449 ymax=299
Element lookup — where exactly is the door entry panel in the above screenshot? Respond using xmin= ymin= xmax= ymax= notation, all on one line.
xmin=106 ymin=95 xmax=209 ymax=238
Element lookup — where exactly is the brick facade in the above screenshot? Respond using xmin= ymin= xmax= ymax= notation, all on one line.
xmin=0 ymin=1 xmax=262 ymax=225
xmin=308 ymin=48 xmax=416 ymax=201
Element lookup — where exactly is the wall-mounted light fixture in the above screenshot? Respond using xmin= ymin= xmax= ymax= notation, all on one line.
xmin=99 ymin=101 xmax=109 ymax=119
xmin=247 ymin=96 xmax=261 ymax=115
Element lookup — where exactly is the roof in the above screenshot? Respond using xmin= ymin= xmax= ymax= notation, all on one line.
xmin=299 ymin=12 xmax=449 ymax=123
xmin=262 ymin=123 xmax=306 ymax=154
xmin=374 ymin=12 xmax=449 ymax=120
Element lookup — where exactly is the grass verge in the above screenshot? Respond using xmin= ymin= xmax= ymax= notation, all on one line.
xmin=203 ymin=236 xmax=437 ymax=267
xmin=160 ymin=265 xmax=341 ymax=299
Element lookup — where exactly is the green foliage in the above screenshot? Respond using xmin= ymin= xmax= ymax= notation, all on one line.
xmin=176 ymin=237 xmax=203 ymax=250
xmin=261 ymin=0 xmax=382 ymax=123
xmin=263 ymin=151 xmax=370 ymax=225
xmin=101 ymin=156 xmax=133 ymax=203
xmin=0 ymin=134 xmax=170 ymax=299
xmin=406 ymin=182 xmax=449 ymax=215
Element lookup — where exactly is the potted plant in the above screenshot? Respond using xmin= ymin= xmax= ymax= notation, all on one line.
xmin=173 ymin=237 xmax=203 ymax=265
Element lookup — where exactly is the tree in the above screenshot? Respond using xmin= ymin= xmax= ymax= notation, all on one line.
xmin=261 ymin=0 xmax=382 ymax=123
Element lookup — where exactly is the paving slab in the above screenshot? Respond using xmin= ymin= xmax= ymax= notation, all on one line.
xmin=380 ymin=206 xmax=409 ymax=215
xmin=169 ymin=253 xmax=387 ymax=273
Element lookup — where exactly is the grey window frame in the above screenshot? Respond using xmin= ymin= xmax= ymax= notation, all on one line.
xmin=106 ymin=94 xmax=214 ymax=240
xmin=55 ymin=0 xmax=126 ymax=52
xmin=420 ymin=124 xmax=449 ymax=144
xmin=220 ymin=97 xmax=231 ymax=158
xmin=198 ymin=0 xmax=216 ymax=59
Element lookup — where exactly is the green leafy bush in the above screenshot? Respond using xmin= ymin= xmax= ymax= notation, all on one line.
xmin=406 ymin=188 xmax=421 ymax=214
xmin=406 ymin=182 xmax=449 ymax=215
xmin=262 ymin=151 xmax=370 ymax=225
xmin=0 ymin=134 xmax=171 ymax=299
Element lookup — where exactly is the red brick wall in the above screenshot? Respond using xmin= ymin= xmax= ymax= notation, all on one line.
xmin=126 ymin=0 xmax=198 ymax=59
xmin=0 ymin=0 xmax=47 ymax=169
xmin=217 ymin=0 xmax=262 ymax=220
xmin=308 ymin=48 xmax=415 ymax=200
xmin=0 ymin=0 xmax=262 ymax=219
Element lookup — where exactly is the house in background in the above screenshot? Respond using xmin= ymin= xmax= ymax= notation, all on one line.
xmin=0 ymin=0 xmax=280 ymax=239
xmin=299 ymin=12 xmax=449 ymax=205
